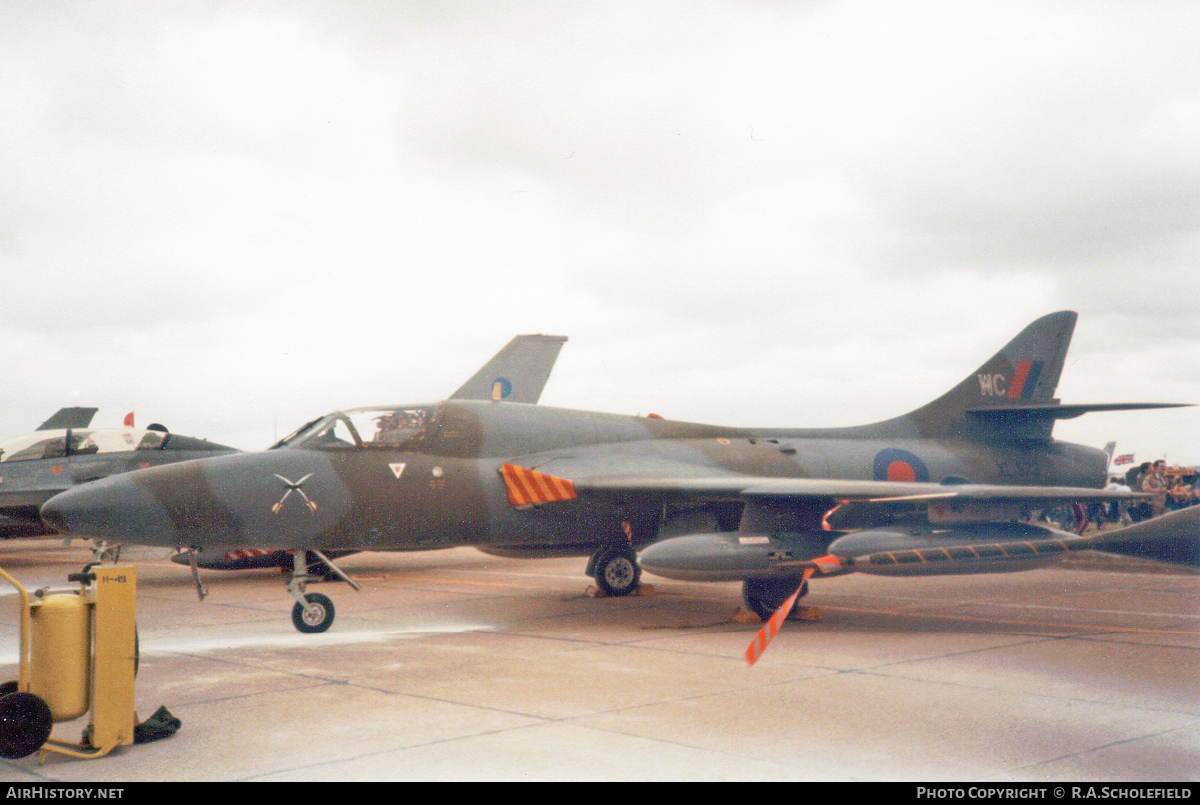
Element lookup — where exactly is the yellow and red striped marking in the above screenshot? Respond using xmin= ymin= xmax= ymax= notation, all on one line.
xmin=744 ymin=568 xmax=815 ymax=666
xmin=500 ymin=463 xmax=577 ymax=508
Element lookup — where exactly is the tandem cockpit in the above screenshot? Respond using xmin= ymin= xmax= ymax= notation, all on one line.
xmin=276 ymin=406 xmax=439 ymax=453
xmin=0 ymin=425 xmax=217 ymax=463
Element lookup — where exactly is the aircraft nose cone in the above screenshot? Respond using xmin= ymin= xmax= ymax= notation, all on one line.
xmin=43 ymin=450 xmax=351 ymax=550
xmin=41 ymin=476 xmax=179 ymax=546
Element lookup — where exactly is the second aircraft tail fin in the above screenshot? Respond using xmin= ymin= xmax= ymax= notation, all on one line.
xmin=37 ymin=407 xmax=99 ymax=431
xmin=450 ymin=334 xmax=568 ymax=404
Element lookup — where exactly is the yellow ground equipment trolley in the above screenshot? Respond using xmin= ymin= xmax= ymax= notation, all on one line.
xmin=0 ymin=564 xmax=173 ymax=760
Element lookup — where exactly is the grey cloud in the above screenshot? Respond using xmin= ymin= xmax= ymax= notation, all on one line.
xmin=878 ymin=169 xmax=1200 ymax=265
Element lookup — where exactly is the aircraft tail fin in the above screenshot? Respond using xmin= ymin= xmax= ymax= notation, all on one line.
xmin=884 ymin=311 xmax=1189 ymax=441
xmin=37 ymin=407 xmax=99 ymax=431
xmin=450 ymin=335 xmax=567 ymax=404
xmin=903 ymin=311 xmax=1078 ymax=440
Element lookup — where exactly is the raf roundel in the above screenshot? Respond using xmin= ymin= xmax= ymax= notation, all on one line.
xmin=872 ymin=448 xmax=930 ymax=483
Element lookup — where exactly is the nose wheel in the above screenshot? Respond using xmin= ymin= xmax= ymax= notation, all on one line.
xmin=291 ymin=592 xmax=335 ymax=633
xmin=285 ymin=549 xmax=358 ymax=633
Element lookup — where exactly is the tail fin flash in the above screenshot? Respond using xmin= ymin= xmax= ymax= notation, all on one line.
xmin=906 ymin=311 xmax=1077 ymax=440
xmin=450 ymin=334 xmax=567 ymax=405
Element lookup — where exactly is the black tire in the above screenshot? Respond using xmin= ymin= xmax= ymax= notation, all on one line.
xmin=742 ymin=577 xmax=809 ymax=621
xmin=593 ymin=546 xmax=641 ymax=597
xmin=0 ymin=692 xmax=53 ymax=759
xmin=291 ymin=592 xmax=335 ymax=633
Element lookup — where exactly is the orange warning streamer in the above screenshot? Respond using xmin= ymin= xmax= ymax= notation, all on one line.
xmin=500 ymin=463 xmax=577 ymax=508
xmin=744 ymin=568 xmax=815 ymax=667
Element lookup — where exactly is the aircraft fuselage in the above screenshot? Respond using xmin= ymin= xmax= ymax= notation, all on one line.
xmin=39 ymin=400 xmax=1107 ymax=556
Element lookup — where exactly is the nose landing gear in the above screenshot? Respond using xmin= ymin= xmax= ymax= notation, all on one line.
xmin=286 ymin=550 xmax=359 ymax=633
xmin=291 ymin=592 xmax=336 ymax=634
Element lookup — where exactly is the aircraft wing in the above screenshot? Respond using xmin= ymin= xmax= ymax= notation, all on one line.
xmin=0 ymin=489 xmax=59 ymax=538
xmin=503 ymin=460 xmax=1193 ymax=582
xmin=499 ymin=461 xmax=1145 ymax=515
xmin=0 ymin=489 xmax=61 ymax=510
xmin=567 ymin=473 xmax=1144 ymax=505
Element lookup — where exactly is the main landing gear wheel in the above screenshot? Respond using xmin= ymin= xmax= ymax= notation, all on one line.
xmin=0 ymin=691 xmax=53 ymax=759
xmin=291 ymin=592 xmax=335 ymax=633
xmin=592 ymin=545 xmax=641 ymax=597
xmin=742 ymin=577 xmax=809 ymax=621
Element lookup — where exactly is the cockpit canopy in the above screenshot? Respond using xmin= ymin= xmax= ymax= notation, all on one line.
xmin=279 ymin=406 xmax=437 ymax=452
xmin=0 ymin=428 xmax=169 ymax=463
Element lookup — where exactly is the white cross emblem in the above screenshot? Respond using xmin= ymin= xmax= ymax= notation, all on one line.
xmin=272 ymin=473 xmax=318 ymax=514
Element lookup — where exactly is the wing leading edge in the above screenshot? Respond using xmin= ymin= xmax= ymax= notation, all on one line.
xmin=559 ymin=472 xmax=1145 ymax=507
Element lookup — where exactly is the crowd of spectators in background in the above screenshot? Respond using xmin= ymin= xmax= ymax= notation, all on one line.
xmin=1099 ymin=459 xmax=1200 ymax=525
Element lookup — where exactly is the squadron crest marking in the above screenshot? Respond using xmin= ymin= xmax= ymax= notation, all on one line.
xmin=272 ymin=473 xmax=318 ymax=514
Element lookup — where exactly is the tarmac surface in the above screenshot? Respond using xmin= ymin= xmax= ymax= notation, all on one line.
xmin=0 ymin=538 xmax=1196 ymax=782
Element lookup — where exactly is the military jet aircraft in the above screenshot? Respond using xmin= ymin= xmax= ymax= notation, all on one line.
xmin=40 ymin=312 xmax=1191 ymax=633
xmin=0 ymin=408 xmax=236 ymax=540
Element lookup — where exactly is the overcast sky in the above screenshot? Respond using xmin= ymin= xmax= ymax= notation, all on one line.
xmin=1 ymin=1 xmax=1197 ymax=467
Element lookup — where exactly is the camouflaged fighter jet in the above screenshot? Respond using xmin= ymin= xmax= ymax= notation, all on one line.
xmin=0 ymin=408 xmax=235 ymax=540
xmin=39 ymin=312 xmax=1194 ymax=633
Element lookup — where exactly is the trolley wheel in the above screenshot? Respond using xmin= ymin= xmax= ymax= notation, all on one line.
xmin=0 ymin=692 xmax=53 ymax=759
xmin=291 ymin=592 xmax=335 ymax=633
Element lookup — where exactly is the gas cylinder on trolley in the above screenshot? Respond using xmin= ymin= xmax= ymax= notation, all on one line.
xmin=28 ymin=589 xmax=91 ymax=722
xmin=0 ymin=564 xmax=174 ymax=761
